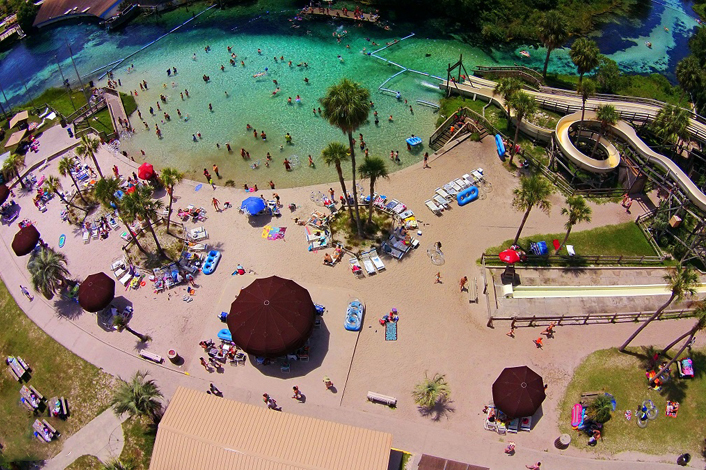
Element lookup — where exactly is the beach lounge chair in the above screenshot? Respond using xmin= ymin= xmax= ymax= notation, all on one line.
xmin=449 ymin=180 xmax=463 ymax=192
xmin=370 ymin=248 xmax=385 ymax=271
xmin=350 ymin=257 xmax=364 ymax=276
xmin=425 ymin=200 xmax=442 ymax=215
xmin=91 ymin=222 xmax=99 ymax=239
xmin=403 ymin=216 xmax=418 ymax=229
xmin=108 ymin=216 xmax=119 ymax=231
xmin=361 ymin=252 xmax=376 ymax=275
xmin=507 ymin=418 xmax=519 ymax=433
xmin=82 ymin=230 xmax=90 ymax=244
xmin=443 ymin=183 xmax=458 ymax=196
xmin=520 ymin=416 xmax=532 ymax=432
xmin=393 ymin=203 xmax=407 ymax=215
xmin=455 ymin=178 xmax=470 ymax=189
xmin=496 ymin=421 xmax=507 ymax=434
xmin=373 ymin=195 xmax=387 ymax=209
xmin=433 ymin=194 xmax=450 ymax=209
xmin=120 ymin=231 xmax=132 ymax=242
xmin=435 ymin=187 xmax=451 ymax=201
xmin=119 ymin=272 xmax=133 ymax=286
xmin=398 ymin=209 xmax=414 ymax=220
xmin=566 ymin=245 xmax=576 ymax=257
xmin=189 ymin=226 xmax=208 ymax=241
xmin=384 ymin=199 xmax=399 ymax=212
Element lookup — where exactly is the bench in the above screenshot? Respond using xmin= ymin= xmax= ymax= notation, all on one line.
xmin=49 ymin=396 xmax=69 ymax=418
xmin=42 ymin=419 xmax=58 ymax=436
xmin=468 ymin=276 xmax=478 ymax=303
xmin=7 ymin=364 xmax=23 ymax=381
xmin=580 ymin=391 xmax=601 ymax=406
xmin=29 ymin=385 xmax=44 ymax=401
xmin=139 ymin=351 xmax=164 ymax=364
xmin=367 ymin=391 xmax=397 ymax=407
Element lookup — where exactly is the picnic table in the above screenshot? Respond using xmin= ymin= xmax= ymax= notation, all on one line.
xmin=20 ymin=384 xmax=43 ymax=410
xmin=32 ymin=419 xmax=57 ymax=442
xmin=6 ymin=356 xmax=30 ymax=381
xmin=49 ymin=396 xmax=68 ymax=418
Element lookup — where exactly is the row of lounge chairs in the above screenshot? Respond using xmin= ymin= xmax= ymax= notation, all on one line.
xmin=373 ymin=196 xmax=418 ymax=230
xmin=83 ymin=214 xmax=120 ymax=243
xmin=426 ymin=168 xmax=484 ymax=215
xmin=350 ymin=248 xmax=386 ymax=276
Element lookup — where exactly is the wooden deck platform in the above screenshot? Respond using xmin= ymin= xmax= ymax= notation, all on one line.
xmin=304 ymin=7 xmax=379 ymax=23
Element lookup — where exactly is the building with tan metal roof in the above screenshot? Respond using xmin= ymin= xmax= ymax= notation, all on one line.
xmin=150 ymin=387 xmax=393 ymax=470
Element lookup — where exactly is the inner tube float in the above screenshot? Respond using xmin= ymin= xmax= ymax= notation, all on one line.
xmin=457 ymin=186 xmax=479 ymax=206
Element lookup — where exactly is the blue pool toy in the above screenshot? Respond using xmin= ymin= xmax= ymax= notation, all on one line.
xmin=345 ymin=299 xmax=364 ymax=331
xmin=58 ymin=234 xmax=66 ymax=248
xmin=457 ymin=186 xmax=479 ymax=206
xmin=495 ymin=134 xmax=506 ymax=157
xmin=217 ymin=328 xmax=232 ymax=341
xmin=406 ymin=136 xmax=422 ymax=147
xmin=202 ymin=250 xmax=222 ymax=275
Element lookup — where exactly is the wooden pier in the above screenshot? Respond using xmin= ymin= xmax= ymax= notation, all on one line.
xmin=304 ymin=7 xmax=379 ymax=23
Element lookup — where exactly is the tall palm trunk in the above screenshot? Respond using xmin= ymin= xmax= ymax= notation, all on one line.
xmin=347 ymin=131 xmax=363 ymax=237
xmin=580 ymin=99 xmax=587 ymax=127
xmin=91 ymin=154 xmax=104 ymax=179
xmin=335 ymin=162 xmax=353 ymax=220
xmin=649 ymin=331 xmax=695 ymax=386
xmin=125 ymin=325 xmax=149 ymax=342
xmin=166 ymin=188 xmax=174 ymax=233
xmin=510 ymin=119 xmax=521 ymax=164
xmin=513 ymin=207 xmax=532 ymax=245
xmin=660 ymin=329 xmax=694 ymax=358
xmin=589 ymin=131 xmax=604 ymax=160
xmin=557 ymin=225 xmax=573 ymax=254
xmin=367 ymin=177 xmax=376 ymax=226
xmin=619 ymin=293 xmax=676 ymax=352
xmin=122 ymin=218 xmax=147 ymax=254
xmin=55 ymin=191 xmax=86 ymax=212
xmin=68 ymin=172 xmax=89 ymax=204
xmin=542 ymin=48 xmax=552 ymax=79
xmin=145 ymin=218 xmax=166 ymax=258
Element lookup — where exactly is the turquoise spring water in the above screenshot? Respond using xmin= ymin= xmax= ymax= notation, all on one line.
xmin=0 ymin=0 xmax=699 ymax=187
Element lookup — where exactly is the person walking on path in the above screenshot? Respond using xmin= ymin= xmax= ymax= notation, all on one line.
xmin=292 ymin=386 xmax=302 ymax=400
xmin=20 ymin=285 xmax=33 ymax=301
xmin=506 ymin=327 xmax=515 ymax=338
xmin=526 ymin=463 xmax=541 ymax=470
xmin=435 ymin=272 xmax=442 ymax=284
xmin=199 ymin=357 xmax=211 ymax=371
xmin=533 ymin=337 xmax=543 ymax=349
xmin=209 ymin=177 xmax=216 ymax=190
xmin=504 ymin=442 xmax=515 ymax=454
xmin=263 ymin=393 xmax=281 ymax=410
xmin=541 ymin=322 xmax=555 ymax=337
xmin=203 ymin=168 xmax=211 ymax=183
xmin=323 ymin=377 xmax=334 ymax=390
xmin=423 ymin=152 xmax=430 ymax=169
xmin=212 ymin=197 xmax=221 ymax=211
xmin=213 ymin=164 xmax=220 ymax=178
xmin=459 ymin=276 xmax=468 ymax=292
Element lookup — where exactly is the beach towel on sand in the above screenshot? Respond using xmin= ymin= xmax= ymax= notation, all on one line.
xmin=385 ymin=321 xmax=397 ymax=341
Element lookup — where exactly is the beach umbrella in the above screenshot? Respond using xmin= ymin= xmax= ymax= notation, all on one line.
xmin=240 ymin=196 xmax=266 ymax=215
xmin=227 ymin=276 xmax=316 ymax=357
xmin=12 ymin=225 xmax=40 ymax=256
xmin=0 ymin=184 xmax=9 ymax=205
xmin=137 ymin=162 xmax=154 ymax=180
xmin=492 ymin=366 xmax=546 ymax=419
xmin=499 ymin=249 xmax=520 ymax=264
xmin=78 ymin=272 xmax=115 ymax=312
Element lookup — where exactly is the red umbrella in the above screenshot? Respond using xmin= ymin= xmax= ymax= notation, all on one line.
xmin=0 ymin=184 xmax=9 ymax=205
xmin=499 ymin=249 xmax=520 ymax=264
xmin=138 ymin=162 xmax=154 ymax=180
xmin=78 ymin=272 xmax=115 ymax=312
xmin=492 ymin=366 xmax=546 ymax=419
xmin=12 ymin=225 xmax=40 ymax=256
xmin=227 ymin=276 xmax=316 ymax=358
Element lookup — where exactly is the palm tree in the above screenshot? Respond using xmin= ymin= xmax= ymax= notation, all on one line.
xmin=160 ymin=167 xmax=184 ymax=234
xmin=511 ymin=175 xmax=554 ymax=245
xmin=494 ymin=77 xmax=522 ymax=114
xmin=619 ymin=265 xmax=698 ymax=352
xmin=589 ymin=104 xmax=620 ymax=160
xmin=94 ymin=177 xmax=148 ymax=254
xmin=3 ymin=152 xmax=26 ymax=189
xmin=76 ymin=134 xmax=103 ymax=178
xmin=358 ymin=156 xmax=389 ymax=226
xmin=412 ymin=372 xmax=450 ymax=410
xmin=651 ymin=104 xmax=690 ymax=153
xmin=589 ymin=394 xmax=613 ymax=423
xmin=321 ymin=142 xmax=352 ymax=220
xmin=27 ymin=248 xmax=70 ymax=300
xmin=320 ymin=78 xmax=371 ymax=238
xmin=569 ymin=38 xmax=600 ymax=85
xmin=538 ymin=11 xmax=569 ymax=79
xmin=507 ymin=91 xmax=537 ymax=164
xmin=557 ymin=195 xmax=592 ymax=253
xmin=43 ymin=175 xmax=85 ymax=212
xmin=112 ymin=315 xmax=152 ymax=343
xmin=676 ymin=56 xmax=702 ymax=102
xmin=58 ymin=156 xmax=89 ymax=205
xmin=110 ymin=371 xmax=163 ymax=421
xmin=577 ymin=78 xmax=597 ymax=128
xmin=122 ymin=185 xmax=166 ymax=258
xmin=101 ymin=460 xmax=134 ymax=470
xmin=649 ymin=304 xmax=706 ymax=386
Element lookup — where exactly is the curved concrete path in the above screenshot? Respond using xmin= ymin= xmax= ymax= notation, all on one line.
xmin=441 ymin=77 xmax=706 ymax=211
xmin=42 ymin=409 xmax=126 ymax=469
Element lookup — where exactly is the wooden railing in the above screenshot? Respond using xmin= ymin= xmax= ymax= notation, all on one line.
xmin=481 ymin=252 xmax=665 ymax=267
xmin=474 ymin=65 xmax=543 ymax=88
xmin=500 ymin=308 xmax=695 ymax=327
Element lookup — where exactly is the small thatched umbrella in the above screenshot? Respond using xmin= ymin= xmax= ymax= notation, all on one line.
xmin=78 ymin=272 xmax=116 ymax=312
xmin=492 ymin=365 xmax=546 ymax=419
xmin=0 ymin=184 xmax=9 ymax=205
xmin=12 ymin=225 xmax=40 ymax=256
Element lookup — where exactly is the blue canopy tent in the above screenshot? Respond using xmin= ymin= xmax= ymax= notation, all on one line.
xmin=241 ymin=197 xmax=267 ymax=216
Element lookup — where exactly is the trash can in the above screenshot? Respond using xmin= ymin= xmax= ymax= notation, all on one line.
xmin=555 ymin=433 xmax=571 ymax=449
xmin=168 ymin=349 xmax=180 ymax=364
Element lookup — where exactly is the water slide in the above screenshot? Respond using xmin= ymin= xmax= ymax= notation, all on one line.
xmin=440 ymin=76 xmax=706 ymax=211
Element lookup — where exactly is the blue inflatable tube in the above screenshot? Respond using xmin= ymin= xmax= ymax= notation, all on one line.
xmin=218 ymin=328 xmax=232 ymax=342
xmin=457 ymin=186 xmax=479 ymax=206
xmin=406 ymin=136 xmax=422 ymax=146
xmin=495 ymin=134 xmax=505 ymax=157
xmin=202 ymin=250 xmax=222 ymax=275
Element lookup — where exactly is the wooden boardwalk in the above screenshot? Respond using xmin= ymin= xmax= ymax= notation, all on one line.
xmin=304 ymin=7 xmax=379 ymax=23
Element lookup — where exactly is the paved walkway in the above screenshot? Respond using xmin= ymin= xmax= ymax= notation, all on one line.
xmin=42 ymin=409 xmax=126 ymax=469
xmin=103 ymin=88 xmax=130 ymax=133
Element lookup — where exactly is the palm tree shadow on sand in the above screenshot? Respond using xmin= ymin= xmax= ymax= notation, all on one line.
xmin=418 ymin=397 xmax=455 ymax=422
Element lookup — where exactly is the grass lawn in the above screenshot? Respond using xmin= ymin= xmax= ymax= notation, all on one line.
xmin=20 ymin=88 xmax=89 ymax=117
xmin=118 ymin=415 xmax=157 ymax=469
xmin=121 ymin=93 xmax=138 ymax=117
xmin=65 ymin=454 xmax=103 ymax=469
xmin=0 ymin=280 xmax=116 ymax=465
xmin=558 ymin=347 xmax=706 ymax=455
xmin=484 ymin=222 xmax=656 ymax=260
xmin=86 ymin=108 xmax=115 ymax=135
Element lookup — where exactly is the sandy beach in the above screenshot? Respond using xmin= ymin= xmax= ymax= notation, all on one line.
xmin=0 ymin=128 xmax=699 ymax=468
